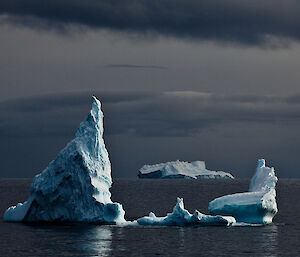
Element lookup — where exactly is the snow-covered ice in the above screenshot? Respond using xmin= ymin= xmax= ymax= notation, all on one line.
xmin=3 ymin=96 xmax=125 ymax=224
xmin=138 ymin=160 xmax=234 ymax=179
xmin=136 ymin=198 xmax=236 ymax=226
xmin=208 ymin=159 xmax=278 ymax=224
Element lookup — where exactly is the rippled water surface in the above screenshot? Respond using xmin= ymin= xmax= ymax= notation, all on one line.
xmin=0 ymin=179 xmax=299 ymax=256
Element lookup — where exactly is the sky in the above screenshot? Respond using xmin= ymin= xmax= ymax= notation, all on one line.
xmin=1 ymin=0 xmax=300 ymax=178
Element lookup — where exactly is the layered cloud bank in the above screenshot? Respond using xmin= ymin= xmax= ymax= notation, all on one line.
xmin=0 ymin=91 xmax=299 ymax=178
xmin=1 ymin=91 xmax=300 ymax=138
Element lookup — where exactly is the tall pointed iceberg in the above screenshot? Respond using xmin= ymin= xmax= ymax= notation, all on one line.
xmin=4 ymin=96 xmax=125 ymax=224
xmin=208 ymin=159 xmax=278 ymax=224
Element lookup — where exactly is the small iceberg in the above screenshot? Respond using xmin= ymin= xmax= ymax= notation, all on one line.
xmin=208 ymin=159 xmax=278 ymax=224
xmin=138 ymin=160 xmax=234 ymax=179
xmin=3 ymin=96 xmax=125 ymax=224
xmin=136 ymin=198 xmax=236 ymax=226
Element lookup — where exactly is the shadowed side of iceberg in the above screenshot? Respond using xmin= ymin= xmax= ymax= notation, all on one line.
xmin=136 ymin=198 xmax=236 ymax=226
xmin=3 ymin=96 xmax=125 ymax=224
xmin=208 ymin=159 xmax=278 ymax=224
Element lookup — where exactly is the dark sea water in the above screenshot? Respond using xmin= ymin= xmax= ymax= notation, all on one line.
xmin=0 ymin=178 xmax=299 ymax=256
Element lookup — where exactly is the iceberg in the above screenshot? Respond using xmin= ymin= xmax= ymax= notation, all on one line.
xmin=3 ymin=96 xmax=125 ymax=224
xmin=208 ymin=159 xmax=278 ymax=224
xmin=137 ymin=198 xmax=236 ymax=226
xmin=138 ymin=160 xmax=234 ymax=179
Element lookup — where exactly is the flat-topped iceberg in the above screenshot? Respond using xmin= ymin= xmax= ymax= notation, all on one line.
xmin=137 ymin=198 xmax=236 ymax=226
xmin=138 ymin=160 xmax=234 ymax=179
xmin=208 ymin=159 xmax=278 ymax=224
xmin=4 ymin=96 xmax=125 ymax=224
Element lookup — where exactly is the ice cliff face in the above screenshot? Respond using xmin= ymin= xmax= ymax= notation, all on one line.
xmin=138 ymin=160 xmax=234 ymax=179
xmin=4 ymin=96 xmax=125 ymax=224
xmin=208 ymin=159 xmax=278 ymax=224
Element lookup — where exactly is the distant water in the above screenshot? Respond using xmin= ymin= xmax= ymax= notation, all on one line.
xmin=0 ymin=178 xmax=299 ymax=256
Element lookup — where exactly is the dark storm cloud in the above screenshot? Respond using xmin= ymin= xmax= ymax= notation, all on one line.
xmin=1 ymin=91 xmax=300 ymax=138
xmin=1 ymin=0 xmax=300 ymax=45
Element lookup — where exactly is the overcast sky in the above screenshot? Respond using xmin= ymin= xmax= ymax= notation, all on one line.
xmin=1 ymin=1 xmax=300 ymax=178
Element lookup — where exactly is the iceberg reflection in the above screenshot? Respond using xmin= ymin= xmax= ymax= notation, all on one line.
xmin=77 ymin=223 xmax=278 ymax=257
xmin=256 ymin=224 xmax=278 ymax=257
xmin=77 ymin=225 xmax=112 ymax=257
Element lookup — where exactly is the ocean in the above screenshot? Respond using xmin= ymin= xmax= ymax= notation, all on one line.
xmin=0 ymin=178 xmax=299 ymax=256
